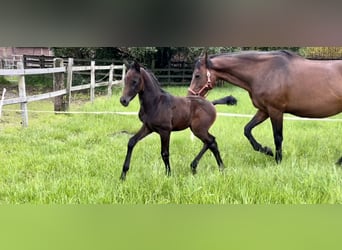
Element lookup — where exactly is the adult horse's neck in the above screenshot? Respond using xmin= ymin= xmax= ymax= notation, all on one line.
xmin=210 ymin=53 xmax=268 ymax=92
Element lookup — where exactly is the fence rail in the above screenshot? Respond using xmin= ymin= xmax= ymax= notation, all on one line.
xmin=22 ymin=55 xmax=124 ymax=68
xmin=20 ymin=55 xmax=194 ymax=85
xmin=0 ymin=58 xmax=126 ymax=127
xmin=0 ymin=67 xmax=66 ymax=76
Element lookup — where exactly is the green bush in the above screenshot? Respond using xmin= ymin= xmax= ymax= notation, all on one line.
xmin=25 ymin=75 xmax=52 ymax=87
xmin=299 ymin=47 xmax=342 ymax=59
xmin=0 ymin=76 xmax=11 ymax=84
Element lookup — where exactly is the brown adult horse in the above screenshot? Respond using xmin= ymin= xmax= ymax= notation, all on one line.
xmin=188 ymin=50 xmax=342 ymax=164
xmin=119 ymin=61 xmax=224 ymax=180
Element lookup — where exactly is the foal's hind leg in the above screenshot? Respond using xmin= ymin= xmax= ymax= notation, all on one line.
xmin=244 ymin=110 xmax=274 ymax=157
xmin=191 ymin=131 xmax=225 ymax=174
xmin=190 ymin=144 xmax=209 ymax=174
xmin=206 ymin=135 xmax=225 ymax=171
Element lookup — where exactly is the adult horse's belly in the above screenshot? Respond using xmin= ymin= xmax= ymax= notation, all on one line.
xmin=285 ymin=60 xmax=342 ymax=117
xmin=286 ymin=90 xmax=342 ymax=118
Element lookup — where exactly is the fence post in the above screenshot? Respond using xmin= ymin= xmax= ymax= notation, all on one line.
xmin=168 ymin=62 xmax=171 ymax=84
xmin=107 ymin=64 xmax=114 ymax=97
xmin=23 ymin=55 xmax=27 ymax=68
xmin=40 ymin=56 xmax=45 ymax=68
xmin=121 ymin=64 xmax=126 ymax=86
xmin=17 ymin=61 xmax=28 ymax=127
xmin=66 ymin=58 xmax=73 ymax=110
xmin=0 ymin=88 xmax=6 ymax=119
xmin=53 ymin=58 xmax=65 ymax=112
xmin=90 ymin=60 xmax=95 ymax=103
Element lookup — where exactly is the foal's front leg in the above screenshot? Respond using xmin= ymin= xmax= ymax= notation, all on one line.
xmin=120 ymin=125 xmax=152 ymax=180
xmin=159 ymin=130 xmax=171 ymax=176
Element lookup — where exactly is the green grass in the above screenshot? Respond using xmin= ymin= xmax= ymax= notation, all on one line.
xmin=1 ymin=85 xmax=342 ymax=204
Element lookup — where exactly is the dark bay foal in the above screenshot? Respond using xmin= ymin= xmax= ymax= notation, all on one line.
xmin=119 ymin=61 xmax=224 ymax=180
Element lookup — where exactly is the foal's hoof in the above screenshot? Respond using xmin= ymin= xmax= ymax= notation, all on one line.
xmin=119 ymin=172 xmax=126 ymax=181
xmin=218 ymin=165 xmax=225 ymax=172
xmin=336 ymin=157 xmax=342 ymax=165
xmin=190 ymin=161 xmax=198 ymax=175
xmin=262 ymin=146 xmax=274 ymax=157
xmin=275 ymin=150 xmax=282 ymax=164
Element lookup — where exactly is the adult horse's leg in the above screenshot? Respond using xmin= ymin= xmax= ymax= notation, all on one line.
xmin=159 ymin=130 xmax=172 ymax=176
xmin=269 ymin=110 xmax=284 ymax=164
xmin=120 ymin=125 xmax=152 ymax=180
xmin=244 ymin=110 xmax=274 ymax=157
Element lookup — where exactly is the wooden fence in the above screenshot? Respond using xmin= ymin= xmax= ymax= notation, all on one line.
xmin=0 ymin=58 xmax=126 ymax=127
xmin=22 ymin=55 xmax=194 ymax=85
xmin=23 ymin=55 xmax=55 ymax=68
xmin=23 ymin=55 xmax=124 ymax=68
xmin=151 ymin=67 xmax=193 ymax=85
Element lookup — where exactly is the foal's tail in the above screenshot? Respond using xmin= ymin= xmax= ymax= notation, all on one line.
xmin=212 ymin=95 xmax=238 ymax=106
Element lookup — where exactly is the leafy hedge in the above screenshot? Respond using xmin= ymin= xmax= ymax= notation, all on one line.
xmin=299 ymin=47 xmax=342 ymax=59
xmin=0 ymin=76 xmax=11 ymax=84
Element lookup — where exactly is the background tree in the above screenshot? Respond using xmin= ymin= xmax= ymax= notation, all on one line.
xmin=51 ymin=47 xmax=310 ymax=70
xmin=52 ymin=47 xmax=130 ymax=61
xmin=52 ymin=47 xmax=243 ymax=68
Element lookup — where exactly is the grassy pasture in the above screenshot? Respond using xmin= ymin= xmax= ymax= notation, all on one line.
xmin=0 ymin=85 xmax=342 ymax=204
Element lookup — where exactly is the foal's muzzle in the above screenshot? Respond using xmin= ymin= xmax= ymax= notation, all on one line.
xmin=120 ymin=96 xmax=130 ymax=107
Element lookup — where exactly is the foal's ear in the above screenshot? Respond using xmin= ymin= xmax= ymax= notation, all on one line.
xmin=123 ymin=59 xmax=130 ymax=69
xmin=132 ymin=60 xmax=141 ymax=72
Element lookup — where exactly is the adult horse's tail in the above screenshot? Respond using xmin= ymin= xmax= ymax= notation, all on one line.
xmin=212 ymin=95 xmax=237 ymax=106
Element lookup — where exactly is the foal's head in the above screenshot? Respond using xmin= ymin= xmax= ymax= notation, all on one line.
xmin=188 ymin=52 xmax=215 ymax=97
xmin=120 ymin=61 xmax=144 ymax=107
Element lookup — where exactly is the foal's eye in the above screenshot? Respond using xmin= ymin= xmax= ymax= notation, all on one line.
xmin=195 ymin=74 xmax=200 ymax=79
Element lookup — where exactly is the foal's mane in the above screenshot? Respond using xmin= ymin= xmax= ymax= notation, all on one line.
xmin=140 ymin=67 xmax=168 ymax=94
